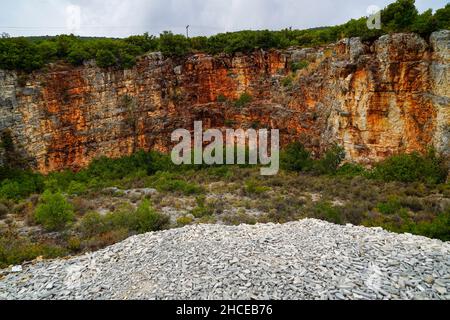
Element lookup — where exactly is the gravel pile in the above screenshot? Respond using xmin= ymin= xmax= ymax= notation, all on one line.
xmin=1 ymin=219 xmax=449 ymax=300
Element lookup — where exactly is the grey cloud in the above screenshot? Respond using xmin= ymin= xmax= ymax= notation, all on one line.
xmin=0 ymin=0 xmax=448 ymax=37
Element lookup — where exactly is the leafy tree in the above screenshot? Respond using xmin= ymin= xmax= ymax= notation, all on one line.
xmin=412 ymin=9 xmax=437 ymax=36
xmin=125 ymin=32 xmax=159 ymax=52
xmin=159 ymin=31 xmax=190 ymax=57
xmin=54 ymin=34 xmax=78 ymax=58
xmin=190 ymin=36 xmax=208 ymax=52
xmin=67 ymin=45 xmax=90 ymax=65
xmin=36 ymin=41 xmax=57 ymax=61
xmin=382 ymin=0 xmax=418 ymax=32
xmin=117 ymin=51 xmax=136 ymax=69
xmin=434 ymin=4 xmax=450 ymax=30
xmin=0 ymin=38 xmax=43 ymax=72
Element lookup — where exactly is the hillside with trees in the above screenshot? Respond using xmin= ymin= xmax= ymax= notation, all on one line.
xmin=0 ymin=0 xmax=449 ymax=72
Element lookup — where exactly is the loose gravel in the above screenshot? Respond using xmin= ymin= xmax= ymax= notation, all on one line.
xmin=0 ymin=219 xmax=449 ymax=300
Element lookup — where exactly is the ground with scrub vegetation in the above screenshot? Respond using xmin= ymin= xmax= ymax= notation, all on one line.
xmin=0 ymin=143 xmax=448 ymax=269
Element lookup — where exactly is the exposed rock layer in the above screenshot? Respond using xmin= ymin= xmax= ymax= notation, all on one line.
xmin=0 ymin=31 xmax=448 ymax=173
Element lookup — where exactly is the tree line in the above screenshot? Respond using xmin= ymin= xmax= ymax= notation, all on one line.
xmin=0 ymin=0 xmax=448 ymax=72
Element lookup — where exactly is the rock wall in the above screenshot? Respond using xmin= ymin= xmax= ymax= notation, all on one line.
xmin=0 ymin=31 xmax=448 ymax=173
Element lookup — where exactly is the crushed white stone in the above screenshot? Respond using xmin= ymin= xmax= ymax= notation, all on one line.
xmin=0 ymin=219 xmax=449 ymax=300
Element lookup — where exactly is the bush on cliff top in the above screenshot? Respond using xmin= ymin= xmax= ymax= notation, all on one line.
xmin=0 ymin=1 xmax=448 ymax=72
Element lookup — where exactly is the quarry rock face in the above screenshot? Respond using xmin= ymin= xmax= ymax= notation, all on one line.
xmin=0 ymin=31 xmax=449 ymax=173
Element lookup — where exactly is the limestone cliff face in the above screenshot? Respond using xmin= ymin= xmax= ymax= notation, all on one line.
xmin=0 ymin=31 xmax=448 ymax=173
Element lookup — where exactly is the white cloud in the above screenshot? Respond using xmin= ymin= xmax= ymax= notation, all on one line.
xmin=66 ymin=4 xmax=82 ymax=32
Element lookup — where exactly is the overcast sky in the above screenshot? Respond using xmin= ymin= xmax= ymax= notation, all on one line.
xmin=1 ymin=0 xmax=448 ymax=38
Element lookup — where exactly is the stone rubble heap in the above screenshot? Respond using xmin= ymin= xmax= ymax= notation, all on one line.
xmin=0 ymin=219 xmax=449 ymax=300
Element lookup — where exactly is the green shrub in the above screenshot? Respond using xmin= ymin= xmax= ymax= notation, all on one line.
xmin=281 ymin=75 xmax=294 ymax=87
xmin=313 ymin=144 xmax=345 ymax=175
xmin=195 ymin=195 xmax=207 ymax=208
xmin=291 ymin=60 xmax=309 ymax=72
xmin=313 ymin=202 xmax=342 ymax=224
xmin=34 ymin=191 xmax=75 ymax=231
xmin=159 ymin=31 xmax=190 ymax=57
xmin=190 ymin=195 xmax=226 ymax=218
xmin=364 ymin=208 xmax=449 ymax=242
xmin=67 ymin=45 xmax=89 ymax=65
xmin=222 ymin=211 xmax=257 ymax=226
xmin=234 ymin=93 xmax=252 ymax=108
xmin=79 ymin=211 xmax=106 ymax=238
xmin=244 ymin=179 xmax=271 ymax=195
xmin=371 ymin=150 xmax=447 ymax=184
xmin=135 ymin=199 xmax=170 ymax=232
xmin=281 ymin=142 xmax=313 ymax=172
xmin=412 ymin=9 xmax=437 ymax=36
xmin=0 ymin=231 xmax=67 ymax=268
xmin=191 ymin=206 xmax=213 ymax=218
xmin=191 ymin=195 xmax=214 ymax=218
xmin=0 ymin=180 xmax=21 ymax=199
xmin=86 ymin=150 xmax=174 ymax=182
xmin=95 ymin=49 xmax=117 ymax=68
xmin=159 ymin=179 xmax=202 ymax=195
xmin=177 ymin=215 xmax=194 ymax=226
xmin=224 ymin=119 xmax=235 ymax=127
xmin=0 ymin=169 xmax=44 ymax=200
xmin=104 ymin=204 xmax=137 ymax=231
xmin=150 ymin=172 xmax=203 ymax=195
xmin=336 ymin=163 xmax=367 ymax=177
xmin=80 ymin=201 xmax=169 ymax=237
xmin=376 ymin=196 xmax=402 ymax=215
xmin=81 ymin=228 xmax=129 ymax=251
xmin=434 ymin=4 xmax=450 ymax=30
xmin=205 ymin=166 xmax=231 ymax=178
xmin=217 ymin=94 xmax=227 ymax=103
xmin=67 ymin=236 xmax=82 ymax=252
xmin=411 ymin=211 xmax=450 ymax=241
xmin=67 ymin=181 xmax=87 ymax=195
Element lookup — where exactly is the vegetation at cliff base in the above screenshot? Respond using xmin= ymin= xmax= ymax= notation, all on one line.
xmin=1 ymin=1 xmax=449 ymax=72
xmin=281 ymin=144 xmax=448 ymax=184
xmin=0 ymin=144 xmax=449 ymax=267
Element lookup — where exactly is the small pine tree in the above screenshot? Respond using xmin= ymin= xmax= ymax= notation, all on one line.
xmin=34 ymin=191 xmax=75 ymax=231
